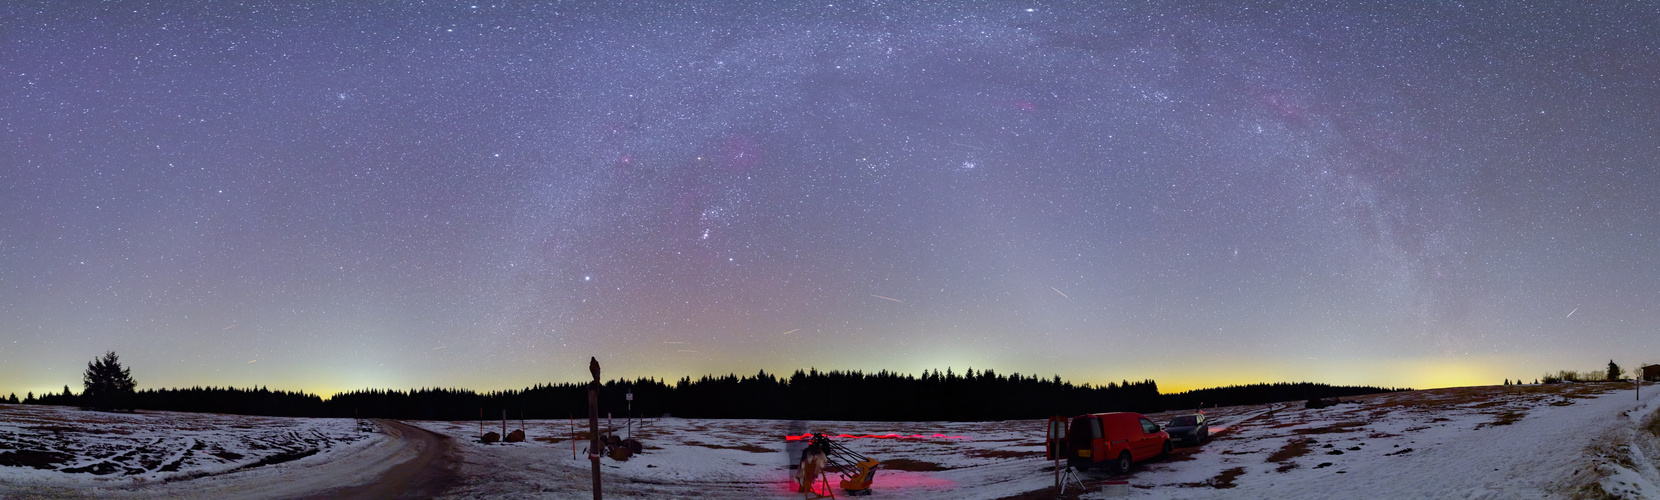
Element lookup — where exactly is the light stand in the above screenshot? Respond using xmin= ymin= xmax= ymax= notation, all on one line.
xmin=1057 ymin=463 xmax=1085 ymax=495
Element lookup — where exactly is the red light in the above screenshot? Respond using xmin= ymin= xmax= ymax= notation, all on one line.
xmin=784 ymin=432 xmax=970 ymax=441
xmin=780 ymin=477 xmax=836 ymax=496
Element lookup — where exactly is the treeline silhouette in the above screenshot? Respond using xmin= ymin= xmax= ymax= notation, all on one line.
xmin=11 ymin=368 xmax=1404 ymax=421
xmin=1162 ymin=382 xmax=1413 ymax=410
xmin=658 ymin=368 xmax=1162 ymax=421
xmin=22 ymin=386 xmax=328 ymax=417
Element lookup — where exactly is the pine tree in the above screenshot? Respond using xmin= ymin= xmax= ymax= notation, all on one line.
xmin=1608 ymin=360 xmax=1623 ymax=381
xmin=83 ymin=351 xmax=137 ymax=411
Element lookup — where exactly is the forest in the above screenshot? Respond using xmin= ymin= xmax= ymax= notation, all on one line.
xmin=13 ymin=368 xmax=1405 ymax=421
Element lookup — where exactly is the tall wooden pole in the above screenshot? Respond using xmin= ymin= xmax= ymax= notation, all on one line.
xmin=589 ymin=357 xmax=602 ymax=500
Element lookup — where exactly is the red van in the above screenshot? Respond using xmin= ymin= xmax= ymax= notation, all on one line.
xmin=1059 ymin=412 xmax=1170 ymax=473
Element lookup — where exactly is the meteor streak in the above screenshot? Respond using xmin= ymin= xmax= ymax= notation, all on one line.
xmin=870 ymin=294 xmax=905 ymax=303
xmin=1566 ymin=307 xmax=1578 ymax=318
xmin=782 ymin=329 xmax=799 ymax=335
xmin=1051 ymin=287 xmax=1070 ymax=299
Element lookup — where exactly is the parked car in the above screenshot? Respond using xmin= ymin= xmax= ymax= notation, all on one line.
xmin=1064 ymin=412 xmax=1171 ymax=474
xmin=1165 ymin=413 xmax=1208 ymax=446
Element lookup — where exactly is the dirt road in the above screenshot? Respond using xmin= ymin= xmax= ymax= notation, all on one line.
xmin=306 ymin=419 xmax=460 ymax=499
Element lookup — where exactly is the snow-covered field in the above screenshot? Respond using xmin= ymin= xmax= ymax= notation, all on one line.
xmin=4 ymin=382 xmax=1659 ymax=499
xmin=1121 ymin=382 xmax=1660 ymax=499
xmin=408 ymin=382 xmax=1660 ymax=499
xmin=0 ymin=404 xmax=398 ymax=499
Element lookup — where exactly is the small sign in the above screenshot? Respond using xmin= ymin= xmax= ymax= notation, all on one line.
xmin=626 ymin=392 xmax=634 ymax=401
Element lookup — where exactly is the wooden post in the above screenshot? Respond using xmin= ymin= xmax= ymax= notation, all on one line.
xmin=589 ymin=357 xmax=602 ymax=500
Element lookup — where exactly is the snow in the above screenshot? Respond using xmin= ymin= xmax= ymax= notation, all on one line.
xmin=409 ymin=382 xmax=1660 ymax=499
xmin=1592 ymin=384 xmax=1660 ymax=499
xmin=406 ymin=416 xmax=1062 ymax=499
xmin=1094 ymin=382 xmax=1660 ymax=499
xmin=0 ymin=403 xmax=398 ymax=499
xmin=4 ymin=382 xmax=1658 ymax=498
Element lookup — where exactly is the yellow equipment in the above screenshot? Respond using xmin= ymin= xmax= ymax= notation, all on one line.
xmin=839 ymin=458 xmax=880 ymax=494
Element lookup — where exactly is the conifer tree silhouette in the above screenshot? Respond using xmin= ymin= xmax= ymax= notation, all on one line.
xmin=83 ymin=351 xmax=137 ymax=411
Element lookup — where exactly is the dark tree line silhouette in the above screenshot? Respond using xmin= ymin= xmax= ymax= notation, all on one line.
xmin=661 ymin=368 xmax=1165 ymax=421
xmin=10 ymin=367 xmax=1404 ymax=421
xmin=1161 ymin=382 xmax=1412 ymax=410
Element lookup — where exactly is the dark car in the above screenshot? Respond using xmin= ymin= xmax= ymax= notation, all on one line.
xmin=1165 ymin=414 xmax=1208 ymax=446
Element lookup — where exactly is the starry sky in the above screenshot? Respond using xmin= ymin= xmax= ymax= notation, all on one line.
xmin=4 ymin=1 xmax=1658 ymax=399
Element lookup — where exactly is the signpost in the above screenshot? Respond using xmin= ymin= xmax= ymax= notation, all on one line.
xmin=588 ymin=357 xmax=602 ymax=500
xmin=626 ymin=390 xmax=634 ymax=439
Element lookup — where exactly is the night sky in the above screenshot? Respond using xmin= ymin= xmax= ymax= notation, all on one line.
xmin=4 ymin=2 xmax=1658 ymax=399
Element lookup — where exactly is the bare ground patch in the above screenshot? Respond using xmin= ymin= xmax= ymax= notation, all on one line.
xmin=235 ymin=448 xmax=318 ymax=470
xmin=967 ymin=449 xmax=1045 ymax=459
xmin=1475 ymin=411 xmax=1528 ymax=430
xmin=0 ymin=449 xmax=73 ymax=469
xmin=1293 ymin=421 xmax=1368 ymax=436
xmin=1178 ymin=466 xmax=1245 ymax=489
xmin=881 ymin=458 xmax=952 ymax=471
xmin=1158 ymin=447 xmax=1203 ymax=464
xmin=991 ymin=486 xmax=1088 ymax=500
xmin=1267 ymin=438 xmax=1316 ymax=472
xmin=684 ymin=441 xmax=774 ymax=453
